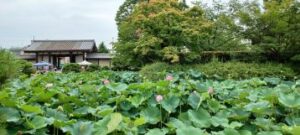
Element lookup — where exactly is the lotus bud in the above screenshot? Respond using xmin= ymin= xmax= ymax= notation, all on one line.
xmin=57 ymin=106 xmax=64 ymax=112
xmin=156 ymin=95 xmax=163 ymax=103
xmin=166 ymin=75 xmax=173 ymax=81
xmin=208 ymin=87 xmax=214 ymax=95
xmin=103 ymin=79 xmax=110 ymax=85
xmin=45 ymin=83 xmax=53 ymax=89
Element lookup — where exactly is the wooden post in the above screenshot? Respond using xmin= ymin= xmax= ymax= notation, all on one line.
xmin=48 ymin=52 xmax=51 ymax=63
xmin=35 ymin=52 xmax=38 ymax=63
xmin=83 ymin=52 xmax=86 ymax=60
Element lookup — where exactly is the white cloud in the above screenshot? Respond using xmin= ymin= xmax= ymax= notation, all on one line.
xmin=0 ymin=0 xmax=125 ymax=48
xmin=0 ymin=0 xmax=220 ymax=48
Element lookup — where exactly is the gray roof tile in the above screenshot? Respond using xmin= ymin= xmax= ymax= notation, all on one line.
xmin=23 ymin=40 xmax=97 ymax=52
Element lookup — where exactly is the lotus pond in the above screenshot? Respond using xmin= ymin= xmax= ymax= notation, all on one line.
xmin=0 ymin=71 xmax=300 ymax=135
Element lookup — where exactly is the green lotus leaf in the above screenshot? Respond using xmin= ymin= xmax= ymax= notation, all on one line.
xmin=96 ymin=105 xmax=114 ymax=117
xmin=211 ymin=116 xmax=229 ymax=127
xmin=187 ymin=92 xmax=201 ymax=109
xmin=161 ymin=95 xmax=180 ymax=113
xmin=248 ymin=78 xmax=266 ymax=87
xmin=229 ymin=108 xmax=250 ymax=120
xmin=224 ymin=128 xmax=240 ymax=135
xmin=74 ymin=106 xmax=95 ymax=115
xmin=188 ymin=109 xmax=211 ymax=128
xmin=166 ymin=118 xmax=186 ymax=129
xmin=94 ymin=116 xmax=111 ymax=135
xmin=120 ymin=101 xmax=133 ymax=111
xmin=228 ymin=121 xmax=243 ymax=129
xmin=20 ymin=105 xmax=43 ymax=114
xmin=107 ymin=83 xmax=128 ymax=93
xmin=62 ymin=121 xmax=94 ymax=135
xmin=257 ymin=131 xmax=282 ymax=135
xmin=0 ymin=91 xmax=9 ymax=100
xmin=244 ymin=101 xmax=270 ymax=114
xmin=26 ymin=116 xmax=48 ymax=129
xmin=291 ymin=126 xmax=300 ymax=135
xmin=264 ymin=77 xmax=281 ymax=86
xmin=145 ymin=128 xmax=168 ymax=135
xmin=239 ymin=130 xmax=252 ymax=135
xmin=129 ymin=94 xmax=146 ymax=107
xmin=141 ymin=106 xmax=161 ymax=124
xmin=278 ymin=93 xmax=300 ymax=108
xmin=176 ymin=126 xmax=203 ymax=135
xmin=207 ymin=99 xmax=221 ymax=113
xmin=107 ymin=113 xmax=123 ymax=133
xmin=0 ymin=127 xmax=8 ymax=135
xmin=0 ymin=107 xmax=20 ymax=122
xmin=252 ymin=117 xmax=273 ymax=130
xmin=285 ymin=117 xmax=300 ymax=126
xmin=45 ymin=108 xmax=68 ymax=121
xmin=134 ymin=117 xmax=146 ymax=127
xmin=53 ymin=120 xmax=76 ymax=128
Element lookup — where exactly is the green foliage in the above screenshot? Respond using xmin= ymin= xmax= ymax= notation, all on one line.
xmin=18 ymin=60 xmax=35 ymax=76
xmin=98 ymin=42 xmax=109 ymax=53
xmin=0 ymin=71 xmax=299 ymax=134
xmin=196 ymin=61 xmax=296 ymax=80
xmin=115 ymin=0 xmax=139 ymax=25
xmin=232 ymin=0 xmax=300 ymax=61
xmin=0 ymin=49 xmax=19 ymax=86
xmin=114 ymin=0 xmax=299 ymax=69
xmin=140 ymin=61 xmax=297 ymax=80
xmin=62 ymin=63 xmax=80 ymax=73
xmin=114 ymin=0 xmax=214 ymax=69
xmin=86 ymin=64 xmax=101 ymax=72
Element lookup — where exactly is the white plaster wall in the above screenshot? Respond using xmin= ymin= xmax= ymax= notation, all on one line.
xmin=76 ymin=55 xmax=84 ymax=63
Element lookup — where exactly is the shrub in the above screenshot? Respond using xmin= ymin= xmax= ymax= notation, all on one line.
xmin=19 ymin=60 xmax=35 ymax=76
xmin=62 ymin=63 xmax=80 ymax=73
xmin=0 ymin=49 xmax=19 ymax=85
xmin=86 ymin=64 xmax=101 ymax=72
xmin=140 ymin=61 xmax=297 ymax=80
xmin=196 ymin=61 xmax=296 ymax=80
xmin=102 ymin=66 xmax=110 ymax=70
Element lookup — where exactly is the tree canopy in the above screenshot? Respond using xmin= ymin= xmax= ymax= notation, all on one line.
xmin=98 ymin=42 xmax=109 ymax=53
xmin=113 ymin=0 xmax=300 ymax=69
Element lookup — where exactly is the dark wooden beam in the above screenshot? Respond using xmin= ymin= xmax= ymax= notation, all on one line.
xmin=35 ymin=52 xmax=38 ymax=63
xmin=48 ymin=52 xmax=51 ymax=63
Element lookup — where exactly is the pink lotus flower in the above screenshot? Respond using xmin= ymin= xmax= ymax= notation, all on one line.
xmin=103 ymin=79 xmax=110 ymax=85
xmin=208 ymin=87 xmax=214 ymax=95
xmin=45 ymin=83 xmax=53 ymax=89
xmin=166 ymin=75 xmax=173 ymax=81
xmin=156 ymin=95 xmax=163 ymax=103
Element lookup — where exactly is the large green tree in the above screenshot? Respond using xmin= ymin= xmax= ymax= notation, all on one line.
xmin=0 ymin=49 xmax=20 ymax=86
xmin=232 ymin=0 xmax=300 ymax=61
xmin=113 ymin=0 xmax=213 ymax=69
xmin=98 ymin=42 xmax=109 ymax=53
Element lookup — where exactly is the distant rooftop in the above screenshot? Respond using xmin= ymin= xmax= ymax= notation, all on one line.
xmin=23 ymin=40 xmax=97 ymax=52
xmin=87 ymin=53 xmax=112 ymax=59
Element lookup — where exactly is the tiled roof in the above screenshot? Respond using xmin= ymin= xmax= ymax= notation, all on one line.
xmin=23 ymin=40 xmax=97 ymax=52
xmin=16 ymin=54 xmax=36 ymax=60
xmin=86 ymin=53 xmax=112 ymax=59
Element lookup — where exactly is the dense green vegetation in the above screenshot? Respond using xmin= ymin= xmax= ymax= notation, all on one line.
xmin=0 ymin=71 xmax=300 ymax=135
xmin=98 ymin=42 xmax=109 ymax=53
xmin=140 ymin=61 xmax=297 ymax=81
xmin=62 ymin=64 xmax=81 ymax=73
xmin=113 ymin=0 xmax=300 ymax=70
xmin=0 ymin=49 xmax=34 ymax=86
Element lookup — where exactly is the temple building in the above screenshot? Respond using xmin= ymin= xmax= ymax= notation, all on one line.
xmin=18 ymin=40 xmax=112 ymax=68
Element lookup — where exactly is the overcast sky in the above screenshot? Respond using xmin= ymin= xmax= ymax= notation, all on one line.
xmin=0 ymin=0 xmax=206 ymax=49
